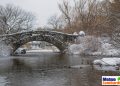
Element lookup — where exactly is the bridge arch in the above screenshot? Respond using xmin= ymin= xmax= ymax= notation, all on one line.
xmin=12 ymin=35 xmax=67 ymax=53
xmin=0 ymin=30 xmax=79 ymax=55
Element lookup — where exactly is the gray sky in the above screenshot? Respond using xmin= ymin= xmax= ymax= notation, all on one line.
xmin=0 ymin=0 xmax=60 ymax=27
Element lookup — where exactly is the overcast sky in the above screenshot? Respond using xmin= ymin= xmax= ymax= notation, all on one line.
xmin=0 ymin=0 xmax=60 ymax=27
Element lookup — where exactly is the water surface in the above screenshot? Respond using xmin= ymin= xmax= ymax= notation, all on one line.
xmin=0 ymin=52 xmax=119 ymax=86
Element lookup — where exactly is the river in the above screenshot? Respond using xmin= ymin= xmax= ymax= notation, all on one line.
xmin=0 ymin=52 xmax=119 ymax=86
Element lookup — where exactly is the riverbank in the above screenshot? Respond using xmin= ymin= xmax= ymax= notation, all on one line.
xmin=68 ymin=36 xmax=120 ymax=56
xmin=26 ymin=49 xmax=59 ymax=53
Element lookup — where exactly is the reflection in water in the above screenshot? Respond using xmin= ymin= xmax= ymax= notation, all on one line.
xmin=11 ymin=58 xmax=33 ymax=72
xmin=0 ymin=52 xmax=119 ymax=86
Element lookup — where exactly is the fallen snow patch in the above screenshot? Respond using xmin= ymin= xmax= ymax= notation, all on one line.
xmin=93 ymin=58 xmax=120 ymax=66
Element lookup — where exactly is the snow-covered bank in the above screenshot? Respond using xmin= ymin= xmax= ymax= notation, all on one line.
xmin=68 ymin=36 xmax=120 ymax=56
xmin=0 ymin=42 xmax=12 ymax=56
xmin=93 ymin=58 xmax=120 ymax=66
xmin=27 ymin=49 xmax=59 ymax=53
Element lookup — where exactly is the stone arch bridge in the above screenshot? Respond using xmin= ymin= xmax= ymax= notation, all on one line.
xmin=0 ymin=30 xmax=78 ymax=54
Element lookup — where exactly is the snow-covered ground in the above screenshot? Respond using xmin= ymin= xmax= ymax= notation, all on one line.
xmin=0 ymin=43 xmax=12 ymax=56
xmin=27 ymin=49 xmax=53 ymax=53
xmin=27 ymin=49 xmax=59 ymax=53
xmin=91 ymin=42 xmax=120 ymax=56
xmin=93 ymin=58 xmax=120 ymax=66
xmin=68 ymin=35 xmax=120 ymax=56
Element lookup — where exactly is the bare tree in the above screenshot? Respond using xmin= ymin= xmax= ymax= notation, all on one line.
xmin=109 ymin=0 xmax=120 ymax=28
xmin=72 ymin=0 xmax=111 ymax=35
xmin=57 ymin=0 xmax=111 ymax=35
xmin=108 ymin=0 xmax=120 ymax=47
xmin=0 ymin=4 xmax=35 ymax=35
xmin=47 ymin=15 xmax=64 ymax=30
xmin=58 ymin=0 xmax=72 ymax=30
